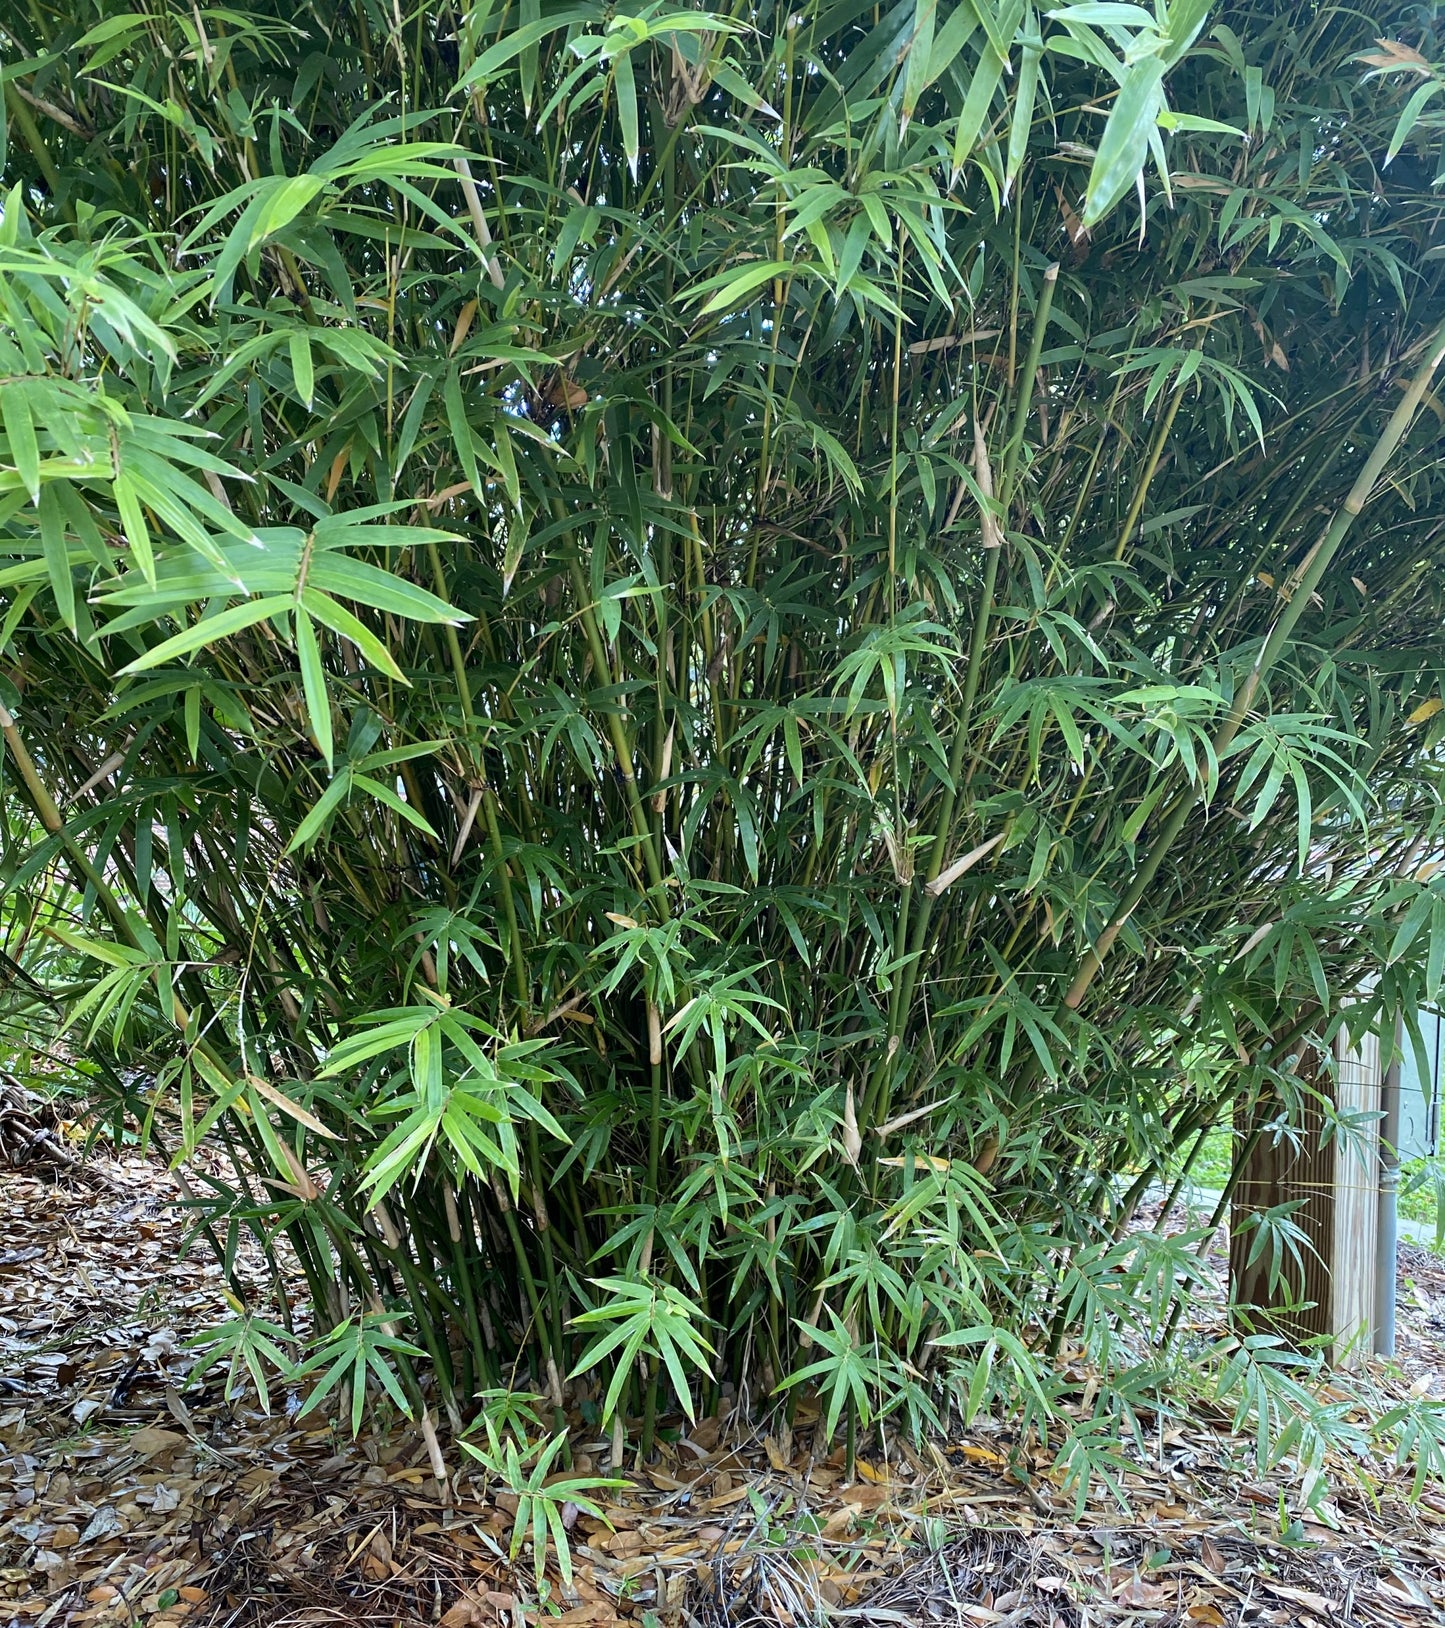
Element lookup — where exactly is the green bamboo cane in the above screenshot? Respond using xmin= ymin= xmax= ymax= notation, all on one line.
xmin=872 ymin=264 xmax=1061 ymax=1129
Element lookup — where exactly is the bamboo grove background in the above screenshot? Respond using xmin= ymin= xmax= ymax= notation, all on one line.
xmin=5 ymin=0 xmax=1445 ymax=1495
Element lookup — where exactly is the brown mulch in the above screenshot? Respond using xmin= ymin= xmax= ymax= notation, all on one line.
xmin=1396 ymin=1245 xmax=1445 ymax=1385
xmin=0 ymin=1078 xmax=124 ymax=1194
xmin=4 ymin=1103 xmax=1445 ymax=1628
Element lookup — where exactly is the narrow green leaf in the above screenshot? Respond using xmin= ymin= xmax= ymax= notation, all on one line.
xmin=287 ymin=769 xmax=354 ymax=853
xmin=352 ymin=772 xmax=441 ymax=840
xmin=294 ymin=607 xmax=334 ymax=770
xmin=37 ymin=485 xmax=75 ymax=630
xmin=248 ymin=173 xmax=329 ymax=249
xmin=694 ymin=260 xmax=794 ymax=315
xmin=952 ymin=42 xmax=1007 ymax=176
xmin=902 ymin=0 xmax=939 ymax=125
xmin=290 ymin=332 xmax=315 ymax=408
xmin=112 ymin=470 xmax=156 ymax=586
xmin=1005 ymin=23 xmax=1042 ymax=196
xmin=1082 ymin=56 xmax=1166 ymax=227
xmin=444 ymin=366 xmax=484 ymax=498
xmin=1 ymin=382 xmax=40 ymax=503
xmin=302 ymin=588 xmax=408 ymax=680
xmin=1388 ymin=79 xmax=1442 ymax=165
xmin=455 ymin=12 xmax=591 ymax=89
xmin=614 ymin=49 xmax=640 ymax=180
xmin=119 ymin=595 xmax=294 ymax=674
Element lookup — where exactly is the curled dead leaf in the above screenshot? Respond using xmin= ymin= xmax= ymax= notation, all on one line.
xmin=1114 ymin=1573 xmax=1168 ymax=1608
xmin=1262 ymin=1583 xmax=1337 ymax=1614
xmin=127 ymin=1426 xmax=188 ymax=1461
xmin=1356 ymin=38 xmax=1432 ymax=71
xmin=441 ymin=1598 xmax=486 ymax=1628
xmin=878 ymin=1153 xmax=950 ymax=1172
xmin=545 ymin=373 xmax=589 ymax=411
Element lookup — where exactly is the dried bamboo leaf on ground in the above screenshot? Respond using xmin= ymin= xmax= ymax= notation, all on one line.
xmin=5 ymin=1159 xmax=1445 ymax=1628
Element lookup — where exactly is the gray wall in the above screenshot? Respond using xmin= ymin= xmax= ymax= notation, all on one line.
xmin=1399 ymin=1006 xmax=1444 ymax=1161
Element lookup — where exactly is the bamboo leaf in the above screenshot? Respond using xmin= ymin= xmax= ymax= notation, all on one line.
xmin=289 ymin=332 xmax=315 ymax=408
xmin=455 ymin=12 xmax=593 ymax=89
xmin=37 ymin=485 xmax=75 ymax=630
xmin=112 ymin=470 xmax=156 ymax=586
xmin=691 ymin=260 xmax=796 ymax=314
xmin=119 ymin=596 xmax=294 ymax=674
xmin=1082 ymin=56 xmax=1166 ymax=227
xmin=1387 ymin=79 xmax=1443 ymax=164
xmin=613 ymin=49 xmax=640 ymax=180
xmin=902 ymin=0 xmax=940 ymax=127
xmin=248 ymin=1073 xmax=340 ymax=1138
xmin=302 ymin=588 xmax=408 ymax=680
xmin=294 ymin=606 xmax=334 ymax=771
xmin=2 ymin=381 xmax=40 ymax=503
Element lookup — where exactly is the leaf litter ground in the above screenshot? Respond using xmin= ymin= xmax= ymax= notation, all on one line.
xmin=5 ymin=1106 xmax=1445 ymax=1628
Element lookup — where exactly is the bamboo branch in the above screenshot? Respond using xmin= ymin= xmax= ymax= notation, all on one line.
xmin=1064 ymin=316 xmax=1445 ymax=1012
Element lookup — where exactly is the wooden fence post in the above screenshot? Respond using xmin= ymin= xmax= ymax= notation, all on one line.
xmin=1228 ymin=1029 xmax=1382 ymax=1365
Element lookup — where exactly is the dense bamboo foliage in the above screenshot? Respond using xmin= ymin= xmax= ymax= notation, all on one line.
xmin=6 ymin=0 xmax=1445 ymax=1492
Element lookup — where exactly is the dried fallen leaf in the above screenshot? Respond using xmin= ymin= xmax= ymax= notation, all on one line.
xmin=441 ymin=1597 xmax=486 ymax=1628
xmin=764 ymin=1435 xmax=791 ymax=1474
xmin=1263 ymin=1583 xmax=1337 ymax=1614
xmin=1378 ymin=1573 xmax=1432 ymax=1608
xmin=128 ymin=1426 xmax=188 ymax=1461
xmin=1115 ymin=1573 xmax=1168 ymax=1608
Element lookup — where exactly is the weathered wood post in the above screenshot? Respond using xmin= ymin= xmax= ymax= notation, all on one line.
xmin=1228 ymin=1028 xmax=1382 ymax=1364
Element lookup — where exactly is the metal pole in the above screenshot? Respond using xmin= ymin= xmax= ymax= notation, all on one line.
xmin=1373 ymin=1013 xmax=1404 ymax=1358
xmin=1432 ymin=1006 xmax=1441 ymax=1154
